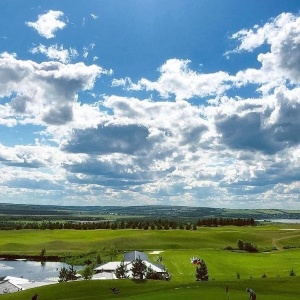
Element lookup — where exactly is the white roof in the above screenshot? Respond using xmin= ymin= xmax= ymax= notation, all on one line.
xmin=94 ymin=260 xmax=165 ymax=273
xmin=94 ymin=262 xmax=124 ymax=272
xmin=125 ymin=261 xmax=165 ymax=273
xmin=4 ymin=276 xmax=30 ymax=285
xmin=144 ymin=262 xmax=165 ymax=273
xmin=0 ymin=280 xmax=21 ymax=294
xmin=92 ymin=272 xmax=116 ymax=280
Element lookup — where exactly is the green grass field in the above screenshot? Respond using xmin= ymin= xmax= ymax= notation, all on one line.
xmin=0 ymin=224 xmax=300 ymax=299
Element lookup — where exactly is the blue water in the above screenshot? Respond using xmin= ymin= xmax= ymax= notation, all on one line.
xmin=0 ymin=260 xmax=80 ymax=282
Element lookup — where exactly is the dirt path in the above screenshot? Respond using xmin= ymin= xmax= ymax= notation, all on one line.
xmin=272 ymin=233 xmax=300 ymax=250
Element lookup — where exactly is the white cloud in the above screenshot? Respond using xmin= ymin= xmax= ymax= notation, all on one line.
xmin=228 ymin=13 xmax=300 ymax=92
xmin=114 ymin=59 xmax=232 ymax=100
xmin=30 ymin=44 xmax=78 ymax=63
xmin=91 ymin=14 xmax=98 ymax=20
xmin=0 ymin=52 xmax=110 ymax=125
xmin=2 ymin=11 xmax=300 ymax=207
xmin=26 ymin=10 xmax=66 ymax=39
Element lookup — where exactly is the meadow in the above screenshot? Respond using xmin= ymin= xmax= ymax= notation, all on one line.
xmin=0 ymin=223 xmax=300 ymax=299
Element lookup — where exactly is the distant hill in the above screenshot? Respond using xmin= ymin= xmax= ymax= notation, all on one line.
xmin=0 ymin=203 xmax=300 ymax=221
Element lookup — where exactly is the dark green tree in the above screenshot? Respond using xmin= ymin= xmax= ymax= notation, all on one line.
xmin=40 ymin=248 xmax=46 ymax=259
xmin=195 ymin=259 xmax=209 ymax=281
xmin=115 ymin=261 xmax=129 ymax=279
xmin=96 ymin=252 xmax=102 ymax=264
xmin=131 ymin=257 xmax=147 ymax=280
xmin=58 ymin=265 xmax=77 ymax=282
xmin=108 ymin=244 xmax=118 ymax=261
xmin=82 ymin=264 xmax=94 ymax=280
xmin=237 ymin=239 xmax=244 ymax=250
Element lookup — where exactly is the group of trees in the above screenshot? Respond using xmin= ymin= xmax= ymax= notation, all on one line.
xmin=0 ymin=217 xmax=255 ymax=231
xmin=197 ymin=217 xmax=255 ymax=227
xmin=58 ymin=265 xmax=77 ymax=282
xmin=114 ymin=258 xmax=168 ymax=281
xmin=237 ymin=239 xmax=258 ymax=253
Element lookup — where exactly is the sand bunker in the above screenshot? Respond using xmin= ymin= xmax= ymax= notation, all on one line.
xmin=148 ymin=251 xmax=164 ymax=255
xmin=279 ymin=228 xmax=299 ymax=231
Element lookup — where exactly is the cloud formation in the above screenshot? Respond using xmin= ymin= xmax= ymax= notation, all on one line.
xmin=26 ymin=10 xmax=66 ymax=39
xmin=0 ymin=52 xmax=109 ymax=125
xmin=1 ymin=10 xmax=300 ymax=208
xmin=30 ymin=44 xmax=78 ymax=63
xmin=113 ymin=59 xmax=232 ymax=100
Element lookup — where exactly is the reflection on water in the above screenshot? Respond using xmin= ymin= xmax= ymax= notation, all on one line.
xmin=0 ymin=261 xmax=80 ymax=282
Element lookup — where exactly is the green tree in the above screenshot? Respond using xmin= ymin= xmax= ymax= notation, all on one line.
xmin=40 ymin=248 xmax=46 ymax=258
xmin=237 ymin=239 xmax=244 ymax=250
xmin=58 ymin=265 xmax=77 ymax=282
xmin=96 ymin=252 xmax=102 ymax=264
xmin=58 ymin=267 xmax=68 ymax=282
xmin=115 ymin=261 xmax=129 ymax=279
xmin=82 ymin=265 xmax=94 ymax=280
xmin=195 ymin=259 xmax=209 ymax=281
xmin=131 ymin=258 xmax=147 ymax=280
xmin=108 ymin=244 xmax=118 ymax=261
xmin=146 ymin=266 xmax=162 ymax=280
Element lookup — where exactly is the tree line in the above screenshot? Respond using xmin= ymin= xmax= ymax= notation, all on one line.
xmin=0 ymin=217 xmax=255 ymax=230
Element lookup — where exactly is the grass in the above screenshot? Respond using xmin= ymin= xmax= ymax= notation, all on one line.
xmin=0 ymin=224 xmax=299 ymax=255
xmin=0 ymin=224 xmax=299 ymax=299
xmin=2 ymin=277 xmax=300 ymax=299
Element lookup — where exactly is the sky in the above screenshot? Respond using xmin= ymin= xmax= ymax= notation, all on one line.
xmin=0 ymin=1 xmax=300 ymax=208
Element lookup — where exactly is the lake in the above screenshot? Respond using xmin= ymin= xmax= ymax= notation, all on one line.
xmin=0 ymin=260 xmax=81 ymax=282
xmin=258 ymin=219 xmax=300 ymax=224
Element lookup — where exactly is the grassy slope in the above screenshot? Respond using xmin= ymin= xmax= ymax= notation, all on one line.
xmin=0 ymin=224 xmax=299 ymax=254
xmin=2 ymin=278 xmax=300 ymax=300
xmin=0 ymin=224 xmax=299 ymax=299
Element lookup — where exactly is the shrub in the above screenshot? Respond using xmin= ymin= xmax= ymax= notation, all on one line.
xmin=289 ymin=269 xmax=296 ymax=276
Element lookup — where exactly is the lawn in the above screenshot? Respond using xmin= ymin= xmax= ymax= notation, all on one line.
xmin=1 ymin=277 xmax=300 ymax=300
xmin=0 ymin=224 xmax=299 ymax=255
xmin=0 ymin=224 xmax=299 ymax=299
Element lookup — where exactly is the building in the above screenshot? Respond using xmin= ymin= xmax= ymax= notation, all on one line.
xmin=93 ymin=251 xmax=169 ymax=280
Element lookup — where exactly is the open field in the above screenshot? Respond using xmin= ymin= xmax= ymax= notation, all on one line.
xmin=0 ymin=224 xmax=300 ymax=299
xmin=0 ymin=224 xmax=299 ymax=255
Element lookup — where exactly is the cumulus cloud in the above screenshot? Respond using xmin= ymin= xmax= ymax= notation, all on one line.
xmin=26 ymin=10 xmax=66 ymax=39
xmin=0 ymin=52 xmax=109 ymax=125
xmin=30 ymin=44 xmax=78 ymax=63
xmin=113 ymin=59 xmax=232 ymax=100
xmin=228 ymin=13 xmax=300 ymax=91
xmin=2 ymin=11 xmax=300 ymax=207
xmin=62 ymin=124 xmax=151 ymax=155
xmin=210 ymin=87 xmax=300 ymax=154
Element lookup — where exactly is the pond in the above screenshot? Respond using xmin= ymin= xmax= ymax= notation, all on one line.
xmin=0 ymin=260 xmax=81 ymax=282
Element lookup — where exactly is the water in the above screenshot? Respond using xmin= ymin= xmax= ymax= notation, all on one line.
xmin=258 ymin=219 xmax=300 ymax=224
xmin=0 ymin=260 xmax=81 ymax=282
xmin=270 ymin=219 xmax=300 ymax=224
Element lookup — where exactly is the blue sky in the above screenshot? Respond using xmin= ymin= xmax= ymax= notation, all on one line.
xmin=1 ymin=1 xmax=300 ymax=208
